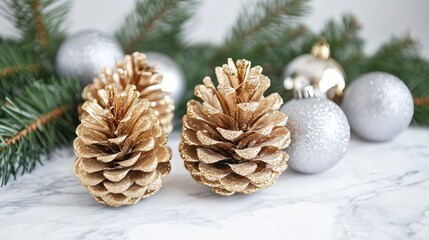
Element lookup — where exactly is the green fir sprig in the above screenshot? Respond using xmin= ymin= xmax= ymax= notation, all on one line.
xmin=0 ymin=0 xmax=428 ymax=186
xmin=174 ymin=0 xmax=311 ymax=117
xmin=115 ymin=0 xmax=197 ymax=54
xmin=0 ymin=40 xmax=42 ymax=80
xmin=210 ymin=0 xmax=310 ymax=65
xmin=0 ymin=77 xmax=81 ymax=186
xmin=0 ymin=0 xmax=77 ymax=186
xmin=2 ymin=0 xmax=70 ymax=71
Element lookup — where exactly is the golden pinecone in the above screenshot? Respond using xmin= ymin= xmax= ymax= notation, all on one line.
xmin=83 ymin=52 xmax=174 ymax=133
xmin=74 ymin=84 xmax=172 ymax=207
xmin=179 ymin=58 xmax=291 ymax=196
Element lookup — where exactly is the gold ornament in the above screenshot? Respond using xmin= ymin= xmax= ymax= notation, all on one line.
xmin=83 ymin=52 xmax=174 ymax=133
xmin=282 ymin=39 xmax=346 ymax=102
xmin=74 ymin=84 xmax=172 ymax=207
xmin=179 ymin=58 xmax=291 ymax=196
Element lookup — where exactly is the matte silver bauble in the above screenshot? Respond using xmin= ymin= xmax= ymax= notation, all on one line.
xmin=145 ymin=52 xmax=185 ymax=105
xmin=56 ymin=31 xmax=124 ymax=86
xmin=342 ymin=72 xmax=414 ymax=142
xmin=281 ymin=86 xmax=350 ymax=174
xmin=282 ymin=40 xmax=345 ymax=102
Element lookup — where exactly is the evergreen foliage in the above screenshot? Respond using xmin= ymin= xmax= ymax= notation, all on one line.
xmin=2 ymin=0 xmax=70 ymax=71
xmin=0 ymin=0 xmax=78 ymax=186
xmin=115 ymin=0 xmax=197 ymax=54
xmin=0 ymin=0 xmax=428 ymax=185
xmin=0 ymin=78 xmax=81 ymax=186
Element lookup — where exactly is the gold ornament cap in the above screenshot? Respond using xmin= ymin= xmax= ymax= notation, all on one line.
xmin=311 ymin=39 xmax=330 ymax=60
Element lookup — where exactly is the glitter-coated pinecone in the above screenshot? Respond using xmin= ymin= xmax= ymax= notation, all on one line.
xmin=83 ymin=52 xmax=174 ymax=133
xmin=74 ymin=84 xmax=172 ymax=207
xmin=179 ymin=59 xmax=291 ymax=196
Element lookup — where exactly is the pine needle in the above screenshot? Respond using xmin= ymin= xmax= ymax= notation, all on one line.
xmin=1 ymin=0 xmax=71 ymax=69
xmin=0 ymin=40 xmax=42 ymax=79
xmin=0 ymin=77 xmax=81 ymax=186
xmin=115 ymin=0 xmax=197 ymax=54
xmin=217 ymin=0 xmax=310 ymax=58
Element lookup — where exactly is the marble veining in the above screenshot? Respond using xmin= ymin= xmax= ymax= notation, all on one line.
xmin=1 ymin=128 xmax=429 ymax=240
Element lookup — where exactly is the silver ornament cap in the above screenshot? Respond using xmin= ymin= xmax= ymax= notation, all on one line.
xmin=145 ymin=52 xmax=185 ymax=106
xmin=56 ymin=31 xmax=124 ymax=86
xmin=342 ymin=72 xmax=414 ymax=142
xmin=281 ymin=86 xmax=350 ymax=174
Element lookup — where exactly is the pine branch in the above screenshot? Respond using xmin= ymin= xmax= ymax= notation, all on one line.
xmin=253 ymin=24 xmax=314 ymax=76
xmin=212 ymin=0 xmax=310 ymax=63
xmin=0 ymin=40 xmax=48 ymax=109
xmin=262 ymin=14 xmax=429 ymax=127
xmin=4 ymin=106 xmax=65 ymax=146
xmin=0 ymin=77 xmax=81 ymax=186
xmin=1 ymin=0 xmax=71 ymax=69
xmin=363 ymin=36 xmax=418 ymax=72
xmin=0 ymin=65 xmax=40 ymax=78
xmin=115 ymin=0 xmax=197 ymax=54
xmin=414 ymin=97 xmax=429 ymax=106
xmin=414 ymin=94 xmax=429 ymax=125
xmin=0 ymin=40 xmax=42 ymax=79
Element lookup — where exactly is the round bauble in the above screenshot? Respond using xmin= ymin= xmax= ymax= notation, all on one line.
xmin=145 ymin=52 xmax=185 ymax=105
xmin=56 ymin=31 xmax=124 ymax=86
xmin=281 ymin=87 xmax=350 ymax=174
xmin=282 ymin=40 xmax=345 ymax=102
xmin=342 ymin=72 xmax=414 ymax=142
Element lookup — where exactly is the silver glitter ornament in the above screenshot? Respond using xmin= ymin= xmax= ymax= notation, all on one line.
xmin=282 ymin=40 xmax=346 ymax=102
xmin=56 ymin=31 xmax=124 ymax=86
xmin=280 ymin=86 xmax=350 ymax=174
xmin=145 ymin=52 xmax=185 ymax=105
xmin=342 ymin=72 xmax=413 ymax=142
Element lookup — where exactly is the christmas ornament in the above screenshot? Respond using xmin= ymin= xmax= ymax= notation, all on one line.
xmin=342 ymin=72 xmax=413 ymax=142
xmin=83 ymin=52 xmax=174 ymax=134
xmin=282 ymin=39 xmax=346 ymax=102
xmin=56 ymin=31 xmax=124 ymax=86
xmin=145 ymin=52 xmax=186 ymax=105
xmin=179 ymin=58 xmax=291 ymax=196
xmin=280 ymin=86 xmax=350 ymax=174
xmin=74 ymin=84 xmax=172 ymax=207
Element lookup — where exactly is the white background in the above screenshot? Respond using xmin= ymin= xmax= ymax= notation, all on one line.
xmin=0 ymin=0 xmax=428 ymax=57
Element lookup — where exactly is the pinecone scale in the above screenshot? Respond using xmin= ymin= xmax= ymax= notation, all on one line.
xmin=179 ymin=59 xmax=291 ymax=196
xmin=83 ymin=52 xmax=174 ymax=133
xmin=74 ymin=84 xmax=172 ymax=207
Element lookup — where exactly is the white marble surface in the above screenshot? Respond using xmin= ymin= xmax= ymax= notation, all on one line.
xmin=1 ymin=128 xmax=429 ymax=240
